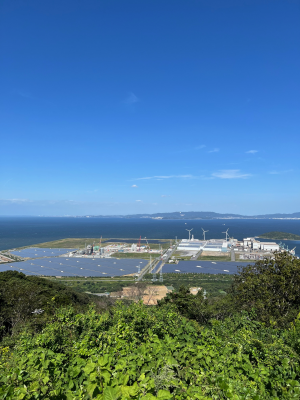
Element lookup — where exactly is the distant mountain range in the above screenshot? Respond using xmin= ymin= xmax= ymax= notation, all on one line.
xmin=85 ymin=211 xmax=300 ymax=220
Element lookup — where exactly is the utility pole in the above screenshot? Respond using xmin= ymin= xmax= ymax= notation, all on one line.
xmin=159 ymin=265 xmax=163 ymax=282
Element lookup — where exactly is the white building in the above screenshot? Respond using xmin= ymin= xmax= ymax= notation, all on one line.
xmin=243 ymin=237 xmax=280 ymax=252
xmin=203 ymin=240 xmax=230 ymax=253
xmin=252 ymin=241 xmax=260 ymax=250
xmin=260 ymin=242 xmax=280 ymax=251
xmin=243 ymin=237 xmax=255 ymax=247
xmin=177 ymin=239 xmax=204 ymax=251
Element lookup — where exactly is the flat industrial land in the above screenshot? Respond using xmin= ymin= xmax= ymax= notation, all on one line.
xmin=13 ymin=238 xmax=171 ymax=250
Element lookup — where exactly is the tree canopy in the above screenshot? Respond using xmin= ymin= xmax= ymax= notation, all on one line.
xmin=230 ymin=253 xmax=300 ymax=326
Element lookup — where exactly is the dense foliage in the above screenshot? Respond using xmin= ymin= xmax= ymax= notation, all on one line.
xmin=1 ymin=302 xmax=300 ymax=399
xmin=158 ymin=286 xmax=232 ymax=325
xmin=63 ymin=279 xmax=130 ymax=294
xmin=0 ymin=271 xmax=92 ymax=343
xmin=230 ymin=253 xmax=300 ymax=326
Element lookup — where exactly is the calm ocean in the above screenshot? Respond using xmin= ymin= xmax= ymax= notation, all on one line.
xmin=0 ymin=217 xmax=300 ymax=256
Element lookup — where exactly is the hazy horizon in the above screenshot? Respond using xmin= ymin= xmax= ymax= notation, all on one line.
xmin=1 ymin=211 xmax=300 ymax=218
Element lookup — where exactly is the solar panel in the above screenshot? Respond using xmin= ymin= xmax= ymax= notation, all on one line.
xmin=0 ymin=257 xmax=148 ymax=277
xmin=10 ymin=248 xmax=77 ymax=258
xmin=162 ymin=260 xmax=254 ymax=274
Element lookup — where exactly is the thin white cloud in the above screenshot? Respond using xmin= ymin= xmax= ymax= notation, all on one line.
xmin=125 ymin=92 xmax=139 ymax=104
xmin=1 ymin=198 xmax=31 ymax=203
xmin=131 ymin=184 xmax=138 ymax=188
xmin=269 ymin=169 xmax=293 ymax=175
xmin=195 ymin=145 xmax=206 ymax=150
xmin=135 ymin=174 xmax=194 ymax=181
xmin=86 ymin=189 xmax=98 ymax=193
xmin=246 ymin=150 xmax=258 ymax=154
xmin=136 ymin=200 xmax=142 ymax=202
xmin=212 ymin=170 xmax=252 ymax=179
xmin=208 ymin=148 xmax=220 ymax=153
xmin=161 ymin=195 xmax=171 ymax=197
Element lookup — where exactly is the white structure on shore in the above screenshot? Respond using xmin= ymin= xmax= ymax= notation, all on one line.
xmin=243 ymin=237 xmax=280 ymax=252
xmin=177 ymin=237 xmax=231 ymax=253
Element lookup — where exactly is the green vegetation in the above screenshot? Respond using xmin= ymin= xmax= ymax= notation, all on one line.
xmin=1 ymin=253 xmax=300 ymax=399
xmin=48 ymin=272 xmax=233 ymax=298
xmin=230 ymin=252 xmax=300 ymax=326
xmin=197 ymin=255 xmax=231 ymax=261
xmin=0 ymin=271 xmax=93 ymax=344
xmin=144 ymin=273 xmax=233 ymax=297
xmin=13 ymin=238 xmax=109 ymax=250
xmin=1 ymin=300 xmax=300 ymax=398
xmin=14 ymin=238 xmax=170 ymax=250
xmin=144 ymin=243 xmax=170 ymax=250
xmin=62 ymin=279 xmax=134 ymax=294
xmin=172 ymin=254 xmax=232 ymax=262
xmin=259 ymin=231 xmax=300 ymax=240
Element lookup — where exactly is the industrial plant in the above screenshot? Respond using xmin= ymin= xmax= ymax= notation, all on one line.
xmin=174 ymin=228 xmax=295 ymax=261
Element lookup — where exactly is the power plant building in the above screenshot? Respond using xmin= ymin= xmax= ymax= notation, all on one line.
xmin=260 ymin=242 xmax=280 ymax=251
xmin=177 ymin=239 xmax=231 ymax=253
xmin=243 ymin=238 xmax=280 ymax=252
xmin=177 ymin=240 xmax=205 ymax=251
xmin=203 ymin=240 xmax=230 ymax=252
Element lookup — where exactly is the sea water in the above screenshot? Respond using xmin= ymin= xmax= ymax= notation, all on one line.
xmin=0 ymin=216 xmax=300 ymax=256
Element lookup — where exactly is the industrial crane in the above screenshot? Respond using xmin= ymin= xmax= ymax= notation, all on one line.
xmin=145 ymin=237 xmax=150 ymax=252
xmin=137 ymin=236 xmax=141 ymax=251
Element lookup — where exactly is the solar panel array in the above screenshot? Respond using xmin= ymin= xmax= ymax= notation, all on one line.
xmin=0 ymin=257 xmax=148 ymax=277
xmin=10 ymin=248 xmax=76 ymax=258
xmin=162 ymin=260 xmax=254 ymax=275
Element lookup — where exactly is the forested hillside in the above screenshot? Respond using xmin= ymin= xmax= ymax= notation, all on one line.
xmin=1 ymin=253 xmax=300 ymax=399
xmin=0 ymin=271 xmax=93 ymax=343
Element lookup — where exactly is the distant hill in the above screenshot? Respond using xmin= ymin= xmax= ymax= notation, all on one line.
xmin=88 ymin=211 xmax=300 ymax=220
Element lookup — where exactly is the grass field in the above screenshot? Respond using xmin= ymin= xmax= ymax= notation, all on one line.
xmin=197 ymin=255 xmax=231 ymax=261
xmin=15 ymin=238 xmax=171 ymax=250
xmin=14 ymin=238 xmax=110 ymax=249
xmin=173 ymin=253 xmax=232 ymax=262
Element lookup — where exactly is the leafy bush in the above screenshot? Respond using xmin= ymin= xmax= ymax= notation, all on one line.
xmin=1 ymin=302 xmax=300 ymax=399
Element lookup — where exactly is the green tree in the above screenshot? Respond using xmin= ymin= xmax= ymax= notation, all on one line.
xmin=158 ymin=285 xmax=236 ymax=324
xmin=158 ymin=286 xmax=210 ymax=323
xmin=0 ymin=271 xmax=92 ymax=343
xmin=230 ymin=252 xmax=300 ymax=326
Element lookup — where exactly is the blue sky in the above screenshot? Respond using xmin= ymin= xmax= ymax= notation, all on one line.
xmin=0 ymin=0 xmax=299 ymax=216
